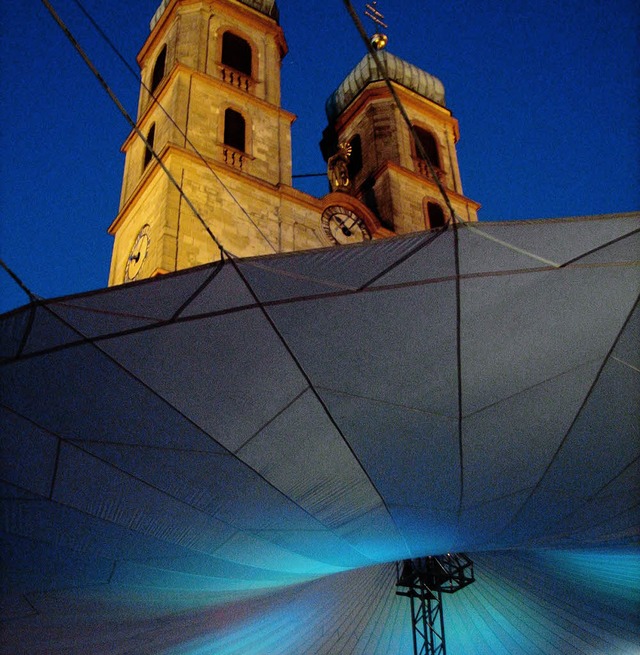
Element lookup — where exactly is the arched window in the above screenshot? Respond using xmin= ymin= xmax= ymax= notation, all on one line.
xmin=143 ymin=124 xmax=155 ymax=168
xmin=414 ymin=126 xmax=441 ymax=169
xmin=347 ymin=134 xmax=363 ymax=180
xmin=150 ymin=45 xmax=167 ymax=93
xmin=426 ymin=202 xmax=446 ymax=229
xmin=221 ymin=32 xmax=252 ymax=76
xmin=224 ymin=109 xmax=246 ymax=152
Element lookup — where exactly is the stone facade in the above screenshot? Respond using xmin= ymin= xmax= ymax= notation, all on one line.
xmin=322 ymin=67 xmax=480 ymax=234
xmin=108 ymin=0 xmax=480 ymax=286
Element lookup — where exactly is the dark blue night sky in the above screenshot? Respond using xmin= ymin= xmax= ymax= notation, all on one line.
xmin=1 ymin=0 xmax=638 ymax=313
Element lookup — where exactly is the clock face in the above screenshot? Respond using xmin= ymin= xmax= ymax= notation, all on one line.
xmin=124 ymin=225 xmax=150 ymax=282
xmin=321 ymin=205 xmax=371 ymax=245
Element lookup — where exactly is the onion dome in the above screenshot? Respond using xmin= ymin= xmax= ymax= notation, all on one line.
xmin=326 ymin=51 xmax=446 ymax=123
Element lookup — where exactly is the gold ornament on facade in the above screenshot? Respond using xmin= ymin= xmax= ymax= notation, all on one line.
xmin=327 ymin=142 xmax=353 ymax=193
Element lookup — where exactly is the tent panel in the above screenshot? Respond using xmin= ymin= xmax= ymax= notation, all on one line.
xmin=99 ymin=310 xmax=309 ymax=452
xmin=462 ymin=360 xmax=602 ymax=507
xmin=19 ymin=304 xmax=85 ymax=355
xmin=497 ymin=488 xmax=625 ymax=547
xmin=574 ymin=229 xmax=640 ymax=266
xmin=237 ymin=390 xmax=382 ymax=529
xmin=457 ymin=490 xmax=533 ymax=551
xmin=389 ymin=505 xmax=458 ymax=557
xmin=3 ymin=497 xmax=197 ymax=567
xmin=0 ymin=408 xmax=57 ymax=497
xmin=78 ymin=442 xmax=325 ymax=533
xmin=247 ymin=529 xmax=377 ymax=569
xmin=573 ymin=505 xmax=640 ymax=544
xmin=116 ymin=553 xmax=309 ymax=585
xmin=537 ymin=360 xmax=640 ymax=497
xmin=461 ymin=265 xmax=638 ymax=414
xmin=370 ymin=230 xmax=456 ymax=288
xmin=178 ymin=263 xmax=263 ymax=318
xmin=549 ymin=488 xmax=640 ymax=547
xmin=334 ymin=503 xmax=410 ymax=562
xmin=459 ymin=214 xmax=640 ymax=274
xmin=611 ymin=300 xmax=640 ymax=370
xmin=1 ymin=345 xmax=225 ymax=452
xmin=212 ymin=532 xmax=345 ymax=577
xmin=99 ymin=265 xmax=223 ymax=321
xmin=320 ymin=389 xmax=460 ymax=510
xmin=238 ymin=232 xmax=440 ymax=302
xmin=0 ymin=532 xmax=114 ymax=595
xmin=0 ymin=307 xmax=32 ymax=359
xmin=111 ymin=559 xmax=294 ymax=593
xmin=268 ymin=283 xmax=459 ymax=417
xmin=52 ymin=443 xmax=237 ymax=554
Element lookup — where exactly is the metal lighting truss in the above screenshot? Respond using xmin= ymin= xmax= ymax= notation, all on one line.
xmin=396 ymin=554 xmax=475 ymax=655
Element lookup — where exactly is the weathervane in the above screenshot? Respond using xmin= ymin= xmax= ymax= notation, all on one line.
xmin=364 ymin=1 xmax=388 ymax=50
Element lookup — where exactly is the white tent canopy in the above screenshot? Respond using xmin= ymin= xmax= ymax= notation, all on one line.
xmin=1 ymin=213 xmax=639 ymax=653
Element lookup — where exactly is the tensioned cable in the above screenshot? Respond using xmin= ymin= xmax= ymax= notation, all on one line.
xmin=34 ymin=2 xmax=410 ymax=556
xmin=68 ymin=0 xmax=277 ymax=254
xmin=340 ymin=1 xmax=589 ymax=271
xmin=341 ymin=0 xmax=457 ymax=225
xmin=40 ymin=0 xmax=226 ymax=262
xmin=224 ymin=253 xmax=412 ymax=557
xmin=0 ymin=258 xmax=39 ymax=303
xmin=4 ymin=255 xmax=636 ymax=365
xmin=0 ymin=258 xmax=39 ymax=358
xmin=341 ymin=0 xmax=466 ymax=515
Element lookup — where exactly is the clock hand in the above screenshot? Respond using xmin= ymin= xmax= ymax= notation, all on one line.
xmin=335 ymin=216 xmax=356 ymax=237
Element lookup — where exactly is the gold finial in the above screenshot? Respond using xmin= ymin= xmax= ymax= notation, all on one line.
xmin=365 ymin=1 xmax=388 ymax=50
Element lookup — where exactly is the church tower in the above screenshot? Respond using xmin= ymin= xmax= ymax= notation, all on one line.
xmin=107 ymin=1 xmax=480 ymax=285
xmin=108 ymin=0 xmax=326 ymax=285
xmin=321 ymin=51 xmax=480 ymax=233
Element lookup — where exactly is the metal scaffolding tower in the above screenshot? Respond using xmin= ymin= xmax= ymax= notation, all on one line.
xmin=396 ymin=554 xmax=475 ymax=655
